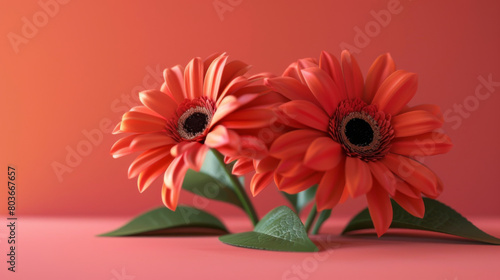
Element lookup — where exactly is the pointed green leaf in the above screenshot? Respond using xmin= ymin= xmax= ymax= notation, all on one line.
xmin=194 ymin=148 xmax=259 ymax=226
xmin=342 ymin=198 xmax=500 ymax=245
xmin=282 ymin=186 xmax=317 ymax=214
xmin=200 ymin=149 xmax=240 ymax=188
xmin=99 ymin=206 xmax=228 ymax=236
xmin=219 ymin=206 xmax=318 ymax=252
xmin=182 ymin=169 xmax=244 ymax=210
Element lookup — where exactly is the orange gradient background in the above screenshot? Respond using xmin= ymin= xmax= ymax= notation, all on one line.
xmin=1 ymin=0 xmax=500 ymax=219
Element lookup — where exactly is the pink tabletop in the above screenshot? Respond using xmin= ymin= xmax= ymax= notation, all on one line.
xmin=2 ymin=216 xmax=499 ymax=280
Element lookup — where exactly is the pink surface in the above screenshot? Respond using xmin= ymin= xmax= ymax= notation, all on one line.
xmin=1 ymin=216 xmax=500 ymax=280
xmin=1 ymin=1 xmax=500 ymax=218
xmin=2 ymin=2 xmax=499 ymax=278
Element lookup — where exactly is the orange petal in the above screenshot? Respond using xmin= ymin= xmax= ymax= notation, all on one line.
xmin=224 ymin=154 xmax=237 ymax=165
xmin=211 ymin=94 xmax=259 ymax=125
xmin=429 ymin=175 xmax=444 ymax=199
xmin=139 ymin=89 xmax=177 ymax=119
xmin=203 ymin=54 xmax=228 ymax=101
xmin=341 ymin=50 xmax=364 ymax=100
xmin=282 ymin=61 xmax=299 ymax=78
xmin=220 ymin=60 xmax=251 ymax=88
xmin=247 ymin=72 xmax=273 ymax=81
xmin=130 ymin=133 xmax=176 ymax=151
xmin=170 ymin=141 xmax=198 ymax=157
xmin=395 ymin=178 xmax=420 ymax=198
xmin=270 ymin=129 xmax=325 ymax=159
xmin=339 ymin=186 xmax=350 ymax=204
xmin=162 ymin=65 xmax=186 ymax=104
xmin=303 ymin=137 xmax=343 ymax=171
xmin=400 ymin=104 xmax=444 ymax=122
xmin=265 ymin=77 xmax=320 ymax=105
xmin=382 ymin=153 xmax=439 ymax=197
xmin=345 ymin=157 xmax=373 ymax=198
xmin=162 ymin=156 xmax=189 ymax=210
xmin=110 ymin=134 xmax=137 ymax=158
xmin=319 ymin=51 xmax=347 ymax=99
xmin=216 ymin=76 xmax=251 ymax=106
xmin=205 ymin=125 xmax=241 ymax=156
xmin=251 ymin=172 xmax=274 ymax=196
xmin=137 ymin=154 xmax=173 ymax=193
xmin=128 ymin=146 xmax=173 ymax=178
xmin=276 ymin=157 xmax=303 ymax=177
xmin=278 ymin=170 xmax=322 ymax=194
xmin=364 ymin=53 xmax=395 ymax=104
xmin=279 ymin=100 xmax=329 ymax=131
xmin=255 ymin=156 xmax=280 ymax=173
xmin=184 ymin=57 xmax=204 ymax=100
xmin=274 ymin=173 xmax=284 ymax=188
xmin=366 ymin=183 xmax=393 ymax=237
xmin=237 ymin=90 xmax=288 ymax=111
xmin=283 ymin=61 xmax=310 ymax=84
xmin=390 ymin=132 xmax=452 ymax=157
xmin=296 ymin=57 xmax=319 ymax=70
xmin=237 ymin=135 xmax=268 ymax=159
xmin=205 ymin=125 xmax=234 ymax=147
xmin=224 ymin=84 xmax=271 ymax=105
xmin=367 ymin=161 xmax=397 ymax=196
xmin=219 ymin=108 xmax=276 ymax=129
xmin=372 ymin=70 xmax=418 ymax=115
xmin=232 ymin=158 xmax=255 ymax=176
xmin=120 ymin=111 xmax=166 ymax=133
xmin=129 ymin=105 xmax=164 ymax=117
xmin=275 ymin=108 xmax=311 ymax=130
xmin=112 ymin=122 xmax=122 ymax=134
xmin=183 ymin=143 xmax=209 ymax=172
xmin=301 ymin=68 xmax=342 ymax=115
xmin=392 ymin=191 xmax=425 ymax=218
xmin=316 ymin=163 xmax=345 ymax=211
xmin=202 ymin=52 xmax=224 ymax=74
xmin=392 ymin=110 xmax=443 ymax=138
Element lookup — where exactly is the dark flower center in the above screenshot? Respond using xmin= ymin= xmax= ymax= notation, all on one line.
xmin=177 ymin=106 xmax=213 ymax=140
xmin=329 ymin=98 xmax=394 ymax=161
xmin=183 ymin=112 xmax=208 ymax=135
xmin=344 ymin=118 xmax=374 ymax=147
xmin=165 ymin=97 xmax=216 ymax=142
xmin=338 ymin=111 xmax=380 ymax=154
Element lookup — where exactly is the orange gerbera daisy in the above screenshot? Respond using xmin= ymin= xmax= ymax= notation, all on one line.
xmin=265 ymin=51 xmax=452 ymax=236
xmin=111 ymin=53 xmax=282 ymax=210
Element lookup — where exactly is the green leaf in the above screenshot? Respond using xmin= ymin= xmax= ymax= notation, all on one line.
xmin=182 ymin=169 xmax=244 ymax=210
xmin=182 ymin=149 xmax=245 ymax=210
xmin=282 ymin=186 xmax=317 ymax=214
xmin=196 ymin=148 xmax=259 ymax=226
xmin=342 ymin=198 xmax=500 ymax=245
xmin=200 ymin=149 xmax=240 ymax=188
xmin=99 ymin=206 xmax=228 ymax=236
xmin=219 ymin=206 xmax=318 ymax=252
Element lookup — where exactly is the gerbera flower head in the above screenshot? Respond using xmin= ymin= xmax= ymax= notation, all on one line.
xmin=265 ymin=50 xmax=452 ymax=236
xmin=111 ymin=53 xmax=283 ymax=211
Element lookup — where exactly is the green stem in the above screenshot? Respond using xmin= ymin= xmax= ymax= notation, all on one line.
xmin=304 ymin=204 xmax=317 ymax=234
xmin=311 ymin=209 xmax=332 ymax=235
xmin=211 ymin=149 xmax=259 ymax=226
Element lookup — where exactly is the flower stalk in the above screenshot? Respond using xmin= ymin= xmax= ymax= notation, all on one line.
xmin=211 ymin=149 xmax=259 ymax=226
xmin=304 ymin=204 xmax=317 ymax=233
